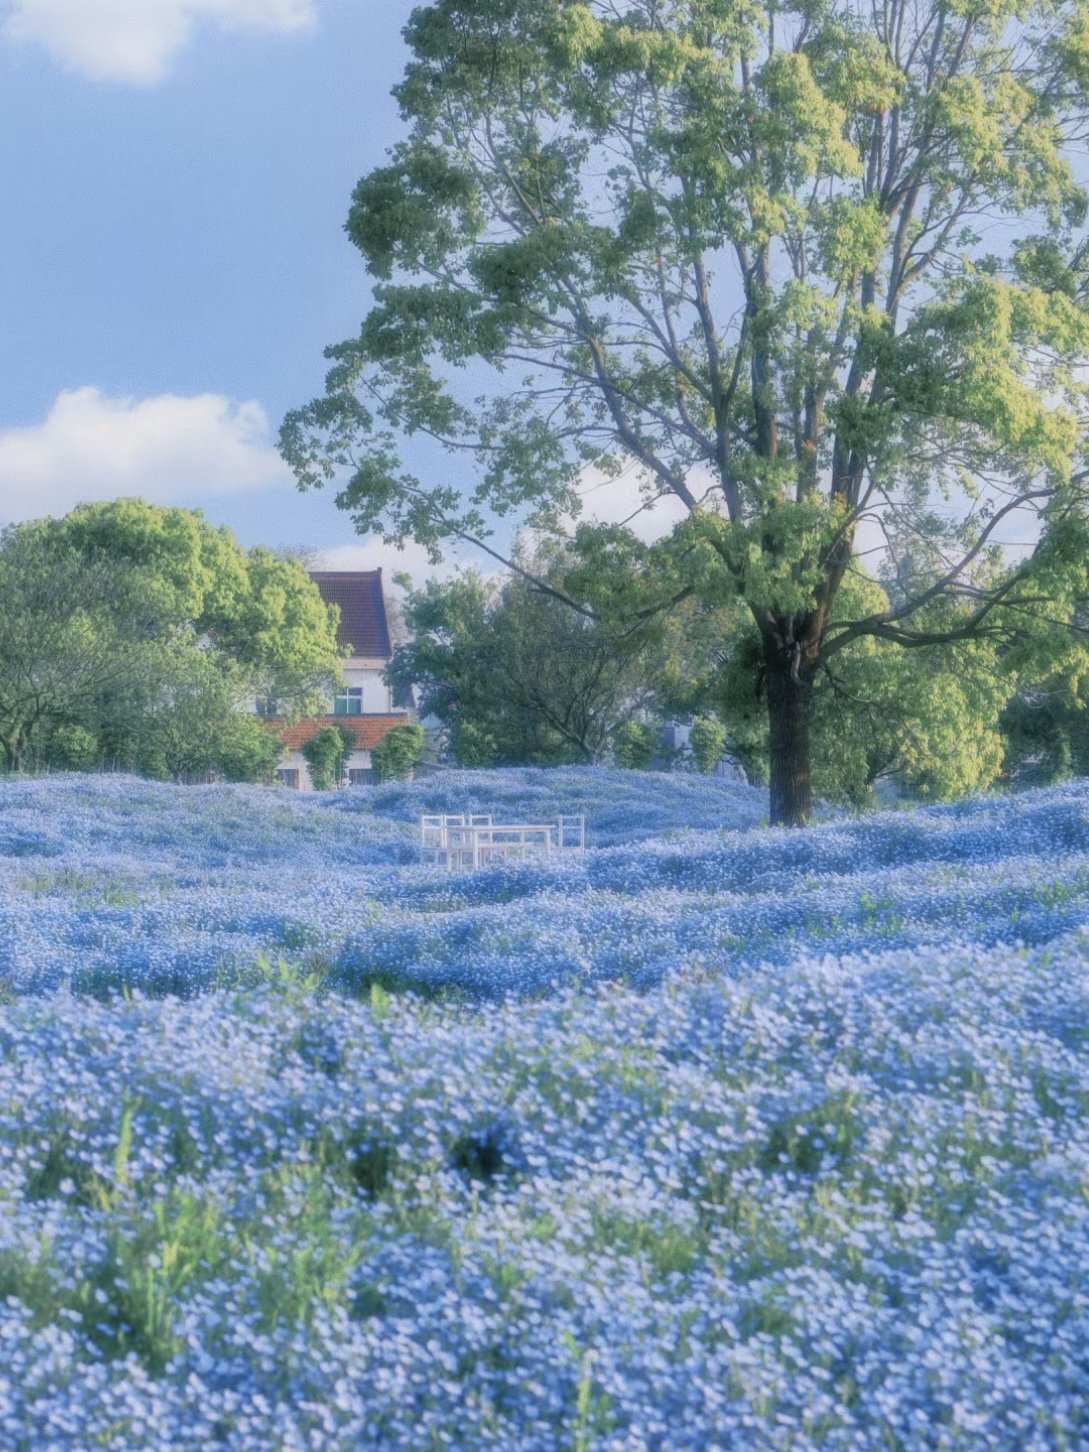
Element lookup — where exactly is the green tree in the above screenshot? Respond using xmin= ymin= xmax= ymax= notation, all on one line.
xmin=301 ymin=724 xmax=356 ymax=790
xmin=53 ymin=499 xmax=343 ymax=716
xmin=388 ymin=554 xmax=656 ymax=764
xmin=44 ymin=723 xmax=100 ymax=772
xmin=371 ymin=721 xmax=427 ymax=782
xmin=102 ymin=650 xmax=286 ymax=785
xmin=1001 ymin=684 xmax=1089 ymax=785
xmin=0 ymin=526 xmax=162 ymax=772
xmin=614 ymin=719 xmax=657 ymax=769
xmin=0 ymin=502 xmax=343 ymax=782
xmin=690 ymin=717 xmax=727 ymax=775
xmin=286 ymin=0 xmax=1089 ymax=824
xmin=659 ymin=568 xmax=1013 ymax=804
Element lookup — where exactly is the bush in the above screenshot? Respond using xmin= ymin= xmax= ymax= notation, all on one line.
xmin=301 ymin=725 xmax=355 ymax=791
xmin=614 ymin=720 xmax=656 ymax=770
xmin=371 ymin=722 xmax=426 ymax=783
xmin=44 ymin=723 xmax=99 ymax=771
xmin=690 ymin=717 xmax=727 ymax=775
xmin=216 ymin=718 xmax=284 ymax=784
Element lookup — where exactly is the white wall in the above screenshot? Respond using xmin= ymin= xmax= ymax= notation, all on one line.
xmin=341 ymin=664 xmax=393 ymax=714
xmin=277 ymin=748 xmax=374 ymax=792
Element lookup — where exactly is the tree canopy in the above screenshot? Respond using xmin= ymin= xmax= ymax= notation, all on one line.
xmin=286 ymin=0 xmax=1089 ymax=823
xmin=52 ymin=499 xmax=342 ymax=713
xmin=656 ymin=566 xmax=1013 ymax=802
xmin=0 ymin=501 xmax=344 ymax=780
xmin=372 ymin=720 xmax=428 ymax=781
xmin=388 ymin=552 xmax=658 ymax=764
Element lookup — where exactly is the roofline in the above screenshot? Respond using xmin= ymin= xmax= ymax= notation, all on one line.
xmin=308 ymin=568 xmax=383 ymax=577
xmin=307 ymin=567 xmax=393 ymax=658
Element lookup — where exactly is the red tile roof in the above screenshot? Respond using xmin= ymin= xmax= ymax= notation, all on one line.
xmin=277 ymin=716 xmax=408 ymax=751
xmin=309 ymin=570 xmax=392 ymax=659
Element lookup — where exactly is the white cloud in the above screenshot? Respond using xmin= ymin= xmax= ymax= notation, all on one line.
xmin=3 ymin=0 xmax=316 ymax=85
xmin=570 ymin=460 xmax=697 ymax=542
xmin=0 ymin=386 xmax=292 ymax=522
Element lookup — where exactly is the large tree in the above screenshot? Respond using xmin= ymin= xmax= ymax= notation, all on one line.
xmin=390 ymin=552 xmax=657 ymax=764
xmin=0 ymin=527 xmax=159 ymax=773
xmin=0 ymin=502 xmax=344 ymax=780
xmin=284 ymin=0 xmax=1089 ymax=823
xmin=654 ymin=567 xmax=1013 ymax=802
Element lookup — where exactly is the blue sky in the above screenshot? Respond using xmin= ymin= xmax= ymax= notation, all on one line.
xmin=0 ymin=0 xmax=713 ymax=579
xmin=0 ymin=1 xmax=1048 ymax=582
xmin=0 ymin=0 xmax=502 ymax=575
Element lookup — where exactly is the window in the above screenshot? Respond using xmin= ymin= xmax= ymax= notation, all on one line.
xmin=347 ymin=768 xmax=374 ymax=787
xmin=333 ymin=687 xmax=363 ymax=717
xmin=255 ymin=697 xmax=280 ymax=718
xmin=276 ymin=768 xmax=300 ymax=789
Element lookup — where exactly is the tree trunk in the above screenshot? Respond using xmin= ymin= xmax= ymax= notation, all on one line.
xmin=764 ymin=639 xmax=813 ymax=827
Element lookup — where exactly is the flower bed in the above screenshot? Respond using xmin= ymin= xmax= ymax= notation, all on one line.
xmin=0 ymin=770 xmax=1086 ymax=1448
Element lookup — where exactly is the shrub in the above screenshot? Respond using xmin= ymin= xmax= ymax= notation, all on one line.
xmin=301 ymin=725 xmax=355 ymax=790
xmin=614 ymin=720 xmax=656 ymax=770
xmin=371 ymin=722 xmax=425 ymax=783
xmin=690 ymin=717 xmax=727 ymax=775
xmin=216 ymin=717 xmax=284 ymax=784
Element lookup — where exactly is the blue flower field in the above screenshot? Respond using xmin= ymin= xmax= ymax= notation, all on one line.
xmin=0 ymin=769 xmax=1087 ymax=1449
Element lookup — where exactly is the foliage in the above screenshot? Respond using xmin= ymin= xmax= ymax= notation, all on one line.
xmin=658 ymin=568 xmax=1013 ymax=804
xmin=389 ymin=554 xmax=657 ymax=765
xmin=689 ymin=717 xmax=727 ymax=776
xmin=613 ymin=719 xmax=656 ymax=770
xmin=371 ymin=722 xmax=426 ymax=783
xmin=301 ymin=725 xmax=356 ymax=791
xmin=94 ymin=649 xmax=285 ymax=785
xmin=285 ymin=0 xmax=1089 ymax=823
xmin=1002 ymin=688 xmax=1089 ymax=786
xmin=52 ymin=499 xmax=343 ymax=714
xmin=213 ymin=716 xmax=288 ymax=785
xmin=0 ymin=501 xmax=342 ymax=782
xmin=44 ymin=724 xmax=100 ymax=772
xmin=0 ymin=525 xmax=162 ymax=774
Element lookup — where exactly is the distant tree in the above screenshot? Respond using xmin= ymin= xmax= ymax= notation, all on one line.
xmin=996 ymin=591 xmax=1089 ymax=784
xmin=371 ymin=721 xmax=427 ymax=782
xmin=1000 ymin=692 xmax=1077 ymax=786
xmin=690 ymin=717 xmax=727 ymax=776
xmin=0 ymin=501 xmax=343 ymax=782
xmin=44 ymin=723 xmax=99 ymax=772
xmin=273 ymin=544 xmax=322 ymax=571
xmin=301 ymin=724 xmax=356 ymax=790
xmin=389 ymin=553 xmax=656 ymax=765
xmin=286 ymin=0 xmax=1089 ymax=825
xmin=53 ymin=499 xmax=343 ymax=715
xmin=614 ymin=720 xmax=657 ymax=770
xmin=0 ymin=526 xmax=161 ymax=772
xmin=119 ymin=653 xmax=286 ymax=785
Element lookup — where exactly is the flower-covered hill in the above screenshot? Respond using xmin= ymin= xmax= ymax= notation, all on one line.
xmin=357 ymin=763 xmax=769 ymax=845
xmin=0 ymin=768 xmax=1087 ymax=998
xmin=0 ymin=771 xmax=1087 ymax=1449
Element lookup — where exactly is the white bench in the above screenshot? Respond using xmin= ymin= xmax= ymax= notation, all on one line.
xmin=419 ymin=813 xmax=586 ymax=870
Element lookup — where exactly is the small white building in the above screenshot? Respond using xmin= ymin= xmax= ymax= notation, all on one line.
xmin=267 ymin=569 xmax=413 ymax=789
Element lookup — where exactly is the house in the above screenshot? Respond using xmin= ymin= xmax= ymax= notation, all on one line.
xmin=265 ymin=569 xmax=413 ymax=789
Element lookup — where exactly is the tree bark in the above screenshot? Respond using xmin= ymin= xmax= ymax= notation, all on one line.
xmin=764 ymin=638 xmax=814 ymax=827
